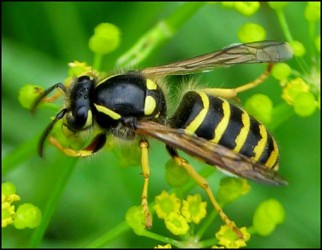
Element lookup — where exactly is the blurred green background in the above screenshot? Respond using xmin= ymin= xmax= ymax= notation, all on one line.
xmin=2 ymin=2 xmax=320 ymax=248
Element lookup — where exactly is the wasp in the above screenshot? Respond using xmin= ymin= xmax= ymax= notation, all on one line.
xmin=31 ymin=40 xmax=292 ymax=238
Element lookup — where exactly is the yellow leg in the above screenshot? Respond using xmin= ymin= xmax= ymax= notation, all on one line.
xmin=172 ymin=155 xmax=243 ymax=239
xmin=35 ymin=80 xmax=73 ymax=105
xmin=49 ymin=136 xmax=93 ymax=157
xmin=43 ymin=89 xmax=64 ymax=102
xmin=33 ymin=85 xmax=65 ymax=103
xmin=201 ymin=63 xmax=273 ymax=99
xmin=48 ymin=133 xmax=106 ymax=157
xmin=139 ymin=140 xmax=153 ymax=228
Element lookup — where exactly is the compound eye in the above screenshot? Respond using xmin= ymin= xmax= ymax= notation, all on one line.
xmin=75 ymin=106 xmax=88 ymax=126
xmin=66 ymin=107 xmax=93 ymax=131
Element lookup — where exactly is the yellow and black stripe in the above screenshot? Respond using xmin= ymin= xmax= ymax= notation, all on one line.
xmin=169 ymin=90 xmax=279 ymax=170
xmin=93 ymin=73 xmax=167 ymax=128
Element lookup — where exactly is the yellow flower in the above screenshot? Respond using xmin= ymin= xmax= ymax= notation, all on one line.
xmin=68 ymin=61 xmax=98 ymax=77
xmin=281 ymin=77 xmax=318 ymax=116
xmin=2 ymin=200 xmax=16 ymax=228
xmin=154 ymin=191 xmax=181 ymax=219
xmin=281 ymin=77 xmax=310 ymax=105
xmin=181 ymin=194 xmax=207 ymax=224
xmin=154 ymin=244 xmax=172 ymax=248
xmin=164 ymin=212 xmax=189 ymax=236
xmin=2 ymin=183 xmax=21 ymax=228
xmin=125 ymin=206 xmax=146 ymax=236
xmin=215 ymin=225 xmax=250 ymax=248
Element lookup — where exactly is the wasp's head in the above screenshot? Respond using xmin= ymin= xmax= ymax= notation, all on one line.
xmin=33 ymin=75 xmax=96 ymax=157
xmin=64 ymin=75 xmax=95 ymax=132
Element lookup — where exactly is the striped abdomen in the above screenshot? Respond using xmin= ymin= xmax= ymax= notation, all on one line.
xmin=169 ymin=91 xmax=279 ymax=170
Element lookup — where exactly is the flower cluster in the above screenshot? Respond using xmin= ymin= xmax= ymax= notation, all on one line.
xmin=2 ymin=182 xmax=20 ymax=228
xmin=2 ymin=182 xmax=41 ymax=229
xmin=225 ymin=2 xmax=321 ymax=128
xmin=215 ymin=225 xmax=250 ymax=248
xmin=125 ymin=175 xmax=256 ymax=248
xmin=154 ymin=191 xmax=207 ymax=235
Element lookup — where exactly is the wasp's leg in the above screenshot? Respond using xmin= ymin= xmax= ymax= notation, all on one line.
xmin=31 ymin=83 xmax=69 ymax=114
xmin=166 ymin=145 xmax=244 ymax=239
xmin=48 ymin=133 xmax=107 ymax=157
xmin=139 ymin=139 xmax=153 ymax=228
xmin=42 ymin=87 xmax=65 ymax=103
xmin=36 ymin=82 xmax=67 ymax=104
xmin=201 ymin=63 xmax=273 ymax=99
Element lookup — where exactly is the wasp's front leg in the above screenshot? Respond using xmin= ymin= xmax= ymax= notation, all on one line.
xmin=48 ymin=133 xmax=107 ymax=157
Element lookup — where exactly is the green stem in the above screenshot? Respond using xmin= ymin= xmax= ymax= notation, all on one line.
xmin=93 ymin=53 xmax=103 ymax=71
xmin=199 ymin=237 xmax=217 ymax=248
xmin=275 ymin=9 xmax=293 ymax=42
xmin=196 ymin=209 xmax=218 ymax=239
xmin=164 ymin=2 xmax=205 ymax=31
xmin=308 ymin=21 xmax=315 ymax=44
xmin=116 ymin=2 xmax=205 ymax=68
xmin=142 ymin=230 xmax=181 ymax=247
xmin=84 ymin=222 xmax=130 ymax=248
xmin=28 ymin=157 xmax=78 ymax=248
xmin=308 ymin=20 xmax=317 ymax=57
xmin=275 ymin=8 xmax=309 ymax=74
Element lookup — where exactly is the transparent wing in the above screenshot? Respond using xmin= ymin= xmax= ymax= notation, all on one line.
xmin=141 ymin=41 xmax=293 ymax=77
xmin=136 ymin=121 xmax=288 ymax=186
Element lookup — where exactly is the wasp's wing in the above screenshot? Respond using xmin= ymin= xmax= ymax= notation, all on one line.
xmin=141 ymin=41 xmax=293 ymax=77
xmin=136 ymin=121 xmax=287 ymax=186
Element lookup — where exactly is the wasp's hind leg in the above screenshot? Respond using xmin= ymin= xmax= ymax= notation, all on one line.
xmin=201 ymin=63 xmax=273 ymax=99
xmin=166 ymin=145 xmax=244 ymax=239
xmin=139 ymin=139 xmax=153 ymax=228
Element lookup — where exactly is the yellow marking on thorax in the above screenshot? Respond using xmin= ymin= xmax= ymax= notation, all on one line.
xmin=144 ymin=96 xmax=157 ymax=115
xmin=265 ymin=139 xmax=279 ymax=170
xmin=94 ymin=103 xmax=121 ymax=120
xmin=253 ymin=124 xmax=267 ymax=161
xmin=146 ymin=79 xmax=158 ymax=90
xmin=185 ymin=91 xmax=209 ymax=133
xmin=96 ymin=74 xmax=118 ymax=86
xmin=211 ymin=99 xmax=231 ymax=143
xmin=234 ymin=111 xmax=250 ymax=152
